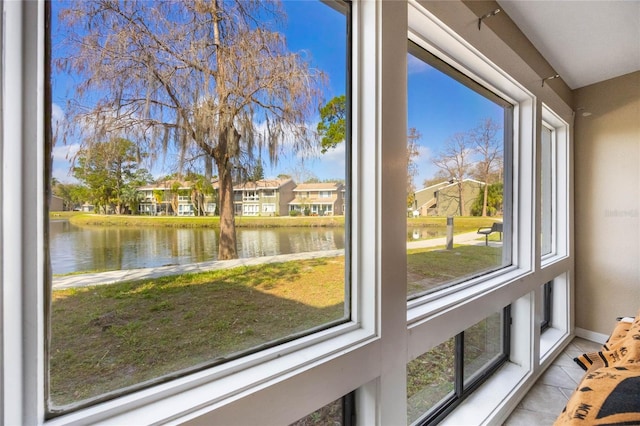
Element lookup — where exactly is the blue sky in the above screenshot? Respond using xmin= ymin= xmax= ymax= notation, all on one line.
xmin=407 ymin=53 xmax=505 ymax=185
xmin=51 ymin=1 xmax=503 ymax=188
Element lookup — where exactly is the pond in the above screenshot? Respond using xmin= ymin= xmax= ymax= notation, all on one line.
xmin=49 ymin=220 xmax=451 ymax=275
xmin=49 ymin=220 xmax=346 ymax=275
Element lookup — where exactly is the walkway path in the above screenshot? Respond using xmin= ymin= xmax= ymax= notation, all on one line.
xmin=53 ymin=231 xmax=497 ymax=290
xmin=407 ymin=230 xmax=487 ymax=249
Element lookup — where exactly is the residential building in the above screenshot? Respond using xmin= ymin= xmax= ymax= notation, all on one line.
xmin=290 ymin=182 xmax=345 ymax=216
xmin=414 ymin=178 xmax=484 ymax=217
xmin=80 ymin=202 xmax=95 ymax=213
xmin=233 ymin=178 xmax=295 ymax=217
xmin=3 ymin=1 xmax=640 ymax=425
xmin=49 ymin=195 xmax=64 ymax=212
xmin=138 ymin=180 xmax=217 ymax=216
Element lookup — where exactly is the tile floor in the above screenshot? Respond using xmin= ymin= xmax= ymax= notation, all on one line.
xmin=503 ymin=337 xmax=603 ymax=425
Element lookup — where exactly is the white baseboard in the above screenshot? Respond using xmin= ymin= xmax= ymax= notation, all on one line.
xmin=574 ymin=327 xmax=608 ymax=344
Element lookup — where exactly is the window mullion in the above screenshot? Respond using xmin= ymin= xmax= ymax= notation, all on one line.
xmin=455 ymin=333 xmax=465 ymax=397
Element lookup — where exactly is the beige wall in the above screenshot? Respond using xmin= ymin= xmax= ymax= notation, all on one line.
xmin=574 ymin=71 xmax=640 ymax=335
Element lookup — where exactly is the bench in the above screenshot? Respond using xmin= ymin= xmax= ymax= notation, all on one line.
xmin=477 ymin=222 xmax=503 ymax=246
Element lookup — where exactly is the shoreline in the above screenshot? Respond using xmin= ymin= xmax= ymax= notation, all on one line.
xmin=52 ymin=231 xmax=497 ymax=290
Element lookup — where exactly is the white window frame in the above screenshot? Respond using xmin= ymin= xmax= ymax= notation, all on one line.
xmin=540 ymin=123 xmax=555 ymax=257
xmin=537 ymin=106 xmax=571 ymax=365
xmin=261 ymin=203 xmax=276 ymax=213
xmin=242 ymin=203 xmax=259 ymax=215
xmin=243 ymin=190 xmax=259 ymax=201
xmin=402 ymin=3 xmax=571 ymax=425
xmin=2 ymin=1 xmax=386 ymax=425
xmin=406 ymin=2 xmax=536 ymax=322
xmin=541 ymin=104 xmax=570 ymax=266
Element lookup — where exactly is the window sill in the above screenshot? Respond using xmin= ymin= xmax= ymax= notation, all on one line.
xmin=407 ymin=267 xmax=533 ymax=361
xmin=540 ymin=327 xmax=571 ymax=364
xmin=440 ymin=361 xmax=528 ymax=426
xmin=407 ymin=266 xmax=527 ymax=325
xmin=541 ymin=252 xmax=569 ymax=269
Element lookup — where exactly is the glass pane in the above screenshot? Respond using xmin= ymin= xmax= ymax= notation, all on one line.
xmin=541 ymin=126 xmax=553 ymax=256
xmin=290 ymin=396 xmax=345 ymax=426
xmin=407 ymin=42 xmax=511 ymax=298
xmin=540 ymin=281 xmax=553 ymax=331
xmin=407 ymin=338 xmax=455 ymax=425
xmin=463 ymin=311 xmax=504 ymax=387
xmin=48 ymin=0 xmax=349 ymax=410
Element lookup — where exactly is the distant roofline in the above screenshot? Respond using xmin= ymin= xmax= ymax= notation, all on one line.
xmin=415 ymin=178 xmax=485 ymax=194
xmin=293 ymin=182 xmax=343 ymax=191
xmin=233 ymin=177 xmax=294 ymax=190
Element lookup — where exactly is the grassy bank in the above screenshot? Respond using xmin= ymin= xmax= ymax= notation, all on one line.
xmin=50 ymin=211 xmax=84 ymax=219
xmin=407 ymin=245 xmax=502 ymax=294
xmin=50 ymin=257 xmax=346 ymax=406
xmin=407 ymin=216 xmax=501 ymax=234
xmin=68 ymin=213 xmax=345 ymax=228
xmin=67 ymin=213 xmax=499 ymax=232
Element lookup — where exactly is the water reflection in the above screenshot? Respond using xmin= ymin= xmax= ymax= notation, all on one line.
xmin=50 ymin=220 xmax=346 ymax=275
xmin=408 ymin=227 xmax=446 ymax=241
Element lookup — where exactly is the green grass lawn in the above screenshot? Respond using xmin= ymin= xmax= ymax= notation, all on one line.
xmin=407 ymin=245 xmax=503 ymax=295
xmin=49 ymin=257 xmax=345 ymax=407
xmin=66 ymin=213 xmax=345 ymax=228
xmin=407 ymin=216 xmax=501 ymax=234
xmin=49 ymin=240 xmax=504 ymax=408
xmin=64 ymin=213 xmax=499 ymax=232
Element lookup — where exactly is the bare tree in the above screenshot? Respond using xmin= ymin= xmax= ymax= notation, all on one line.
xmin=407 ymin=128 xmax=421 ymax=209
xmin=57 ymin=0 xmax=324 ymax=259
xmin=423 ymin=170 xmax=450 ymax=189
xmin=432 ymin=132 xmax=474 ymax=216
xmin=469 ymin=118 xmax=502 ymax=217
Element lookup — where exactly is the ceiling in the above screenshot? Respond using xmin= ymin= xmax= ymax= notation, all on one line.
xmin=497 ymin=0 xmax=640 ymax=90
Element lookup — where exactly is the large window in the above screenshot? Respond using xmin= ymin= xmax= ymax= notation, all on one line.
xmin=541 ymin=125 xmax=554 ymax=256
xmin=540 ymin=105 xmax=570 ymax=262
xmin=406 ymin=41 xmax=513 ymax=299
xmin=47 ymin=0 xmax=349 ymax=413
xmin=407 ymin=308 xmax=510 ymax=425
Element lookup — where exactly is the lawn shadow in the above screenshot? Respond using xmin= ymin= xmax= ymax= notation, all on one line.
xmin=49 ymin=258 xmax=346 ymax=408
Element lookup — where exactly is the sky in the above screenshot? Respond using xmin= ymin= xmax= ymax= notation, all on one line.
xmin=50 ymin=0 xmax=504 ymax=189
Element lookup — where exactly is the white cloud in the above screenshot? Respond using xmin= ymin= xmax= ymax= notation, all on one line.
xmin=408 ymin=54 xmax=430 ymax=75
xmin=415 ymin=145 xmax=437 ymax=189
xmin=51 ymin=143 xmax=80 ymax=162
xmin=417 ymin=144 xmax=431 ymax=161
xmin=52 ymin=164 xmax=77 ymax=183
xmin=251 ymin=119 xmax=320 ymax=154
xmin=308 ymin=142 xmax=346 ymax=180
xmin=52 ymin=103 xmax=65 ymax=128
xmin=51 ymin=143 xmax=80 ymax=183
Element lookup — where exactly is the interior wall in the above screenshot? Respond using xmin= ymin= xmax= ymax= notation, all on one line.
xmin=574 ymin=71 xmax=640 ymax=335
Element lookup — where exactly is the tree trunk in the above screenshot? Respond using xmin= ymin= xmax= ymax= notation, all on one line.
xmin=482 ymin=182 xmax=489 ymax=217
xmin=211 ymin=0 xmax=237 ymax=260
xmin=216 ymin=163 xmax=237 ymax=259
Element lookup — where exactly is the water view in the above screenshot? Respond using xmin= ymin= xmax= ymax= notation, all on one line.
xmin=50 ymin=220 xmax=346 ymax=275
